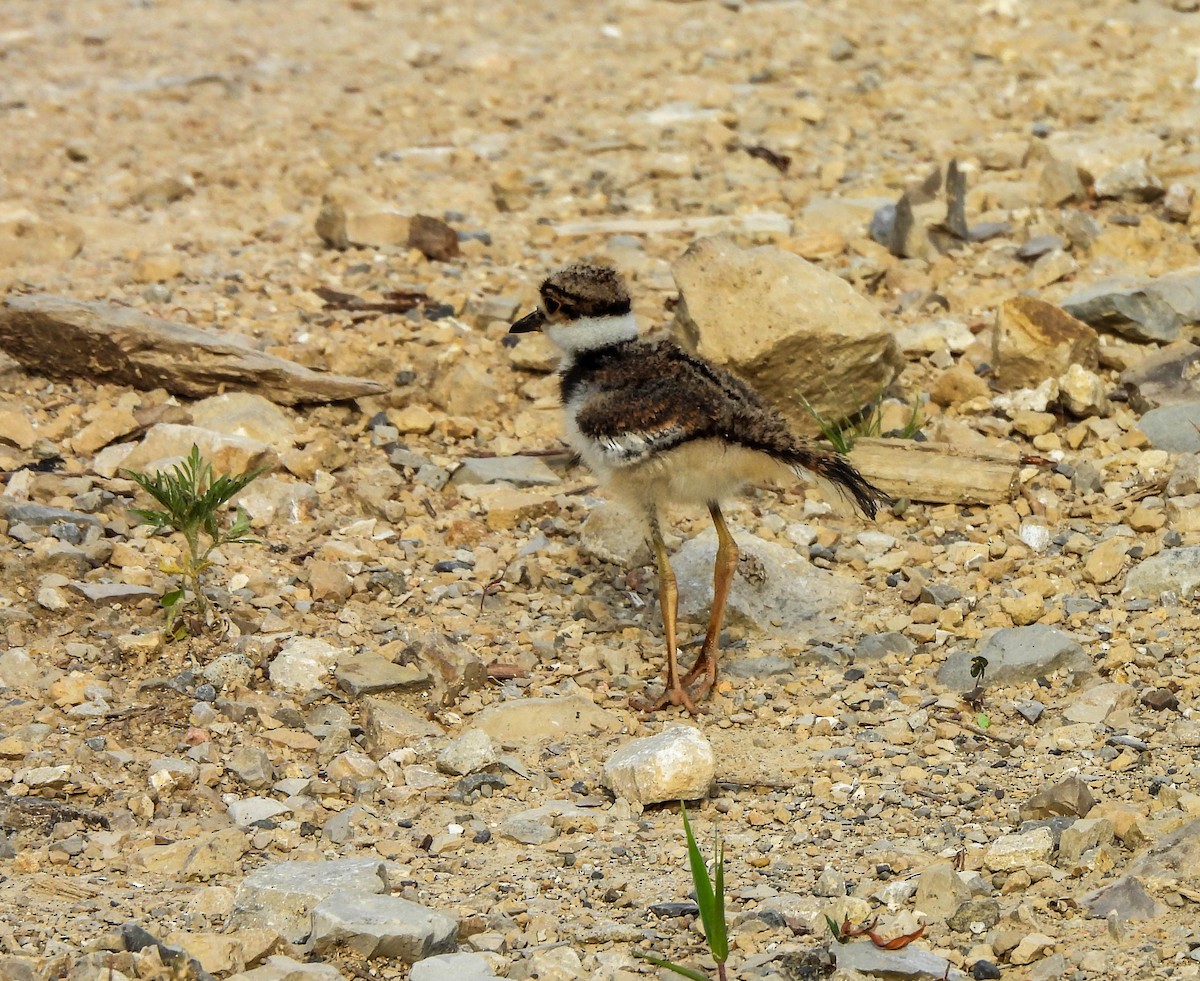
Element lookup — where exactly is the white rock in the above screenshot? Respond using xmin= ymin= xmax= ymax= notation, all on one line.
xmin=1057 ymin=363 xmax=1110 ymax=417
xmin=226 ymin=796 xmax=293 ymax=827
xmin=602 ymin=726 xmax=715 ymax=805
xmin=894 ymin=317 xmax=976 ymax=355
xmin=269 ymin=637 xmax=344 ymax=692
xmin=1018 ymin=520 xmax=1052 ymax=553
xmin=436 ymin=729 xmax=497 ymax=776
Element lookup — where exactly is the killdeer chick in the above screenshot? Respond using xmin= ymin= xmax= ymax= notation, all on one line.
xmin=511 ymin=263 xmax=888 ymax=714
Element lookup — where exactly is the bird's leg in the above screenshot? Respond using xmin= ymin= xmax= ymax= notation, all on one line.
xmin=680 ymin=501 xmax=738 ymax=699
xmin=631 ymin=510 xmax=697 ymax=715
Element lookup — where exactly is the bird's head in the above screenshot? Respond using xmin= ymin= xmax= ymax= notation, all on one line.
xmin=510 ymin=263 xmax=637 ymax=353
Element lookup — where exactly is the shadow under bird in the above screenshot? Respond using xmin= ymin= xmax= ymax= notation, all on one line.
xmin=511 ymin=263 xmax=888 ymax=714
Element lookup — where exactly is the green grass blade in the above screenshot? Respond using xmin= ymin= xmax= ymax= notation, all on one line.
xmin=632 ymin=950 xmax=711 ymax=981
xmin=681 ymin=804 xmax=726 ymax=961
xmin=710 ymin=836 xmax=728 ymax=962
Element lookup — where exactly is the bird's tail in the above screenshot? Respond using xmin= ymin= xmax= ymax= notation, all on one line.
xmin=781 ymin=445 xmax=889 ymax=519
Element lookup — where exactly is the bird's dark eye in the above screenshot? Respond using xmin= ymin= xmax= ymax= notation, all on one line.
xmin=544 ymin=297 xmax=561 ymax=315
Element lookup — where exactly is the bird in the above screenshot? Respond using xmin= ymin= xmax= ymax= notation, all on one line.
xmin=510 ymin=262 xmax=888 ymax=714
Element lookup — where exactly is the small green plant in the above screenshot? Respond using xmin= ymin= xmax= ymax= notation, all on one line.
xmin=800 ymin=390 xmax=923 ymax=453
xmin=635 ymin=804 xmax=730 ymax=981
xmin=123 ymin=444 xmax=263 ymax=637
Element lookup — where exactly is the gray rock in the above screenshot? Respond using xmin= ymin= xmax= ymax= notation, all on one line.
xmin=1136 ymin=401 xmax=1200 ymax=453
xmin=670 ymin=235 xmax=901 ymax=435
xmin=410 ymin=952 xmax=500 ymax=981
xmin=1017 ymin=234 xmax=1066 ymax=260
xmin=451 ymin=456 xmax=561 ymax=487
xmin=1082 ymin=876 xmax=1167 ymax=921
xmin=0 ymin=502 xmax=102 ymax=531
xmin=1167 ymin=453 xmax=1200 ymax=497
xmin=855 ymin=632 xmax=914 ymax=661
xmin=472 ymin=694 xmax=620 ymax=743
xmin=914 ymin=862 xmax=972 ymax=919
xmin=239 ymin=477 xmax=319 ymax=527
xmin=0 ymin=294 xmax=386 ymax=405
xmin=873 ymin=878 xmax=918 ymax=910
xmin=602 ymin=726 xmax=715 ymax=805
xmin=311 ymin=892 xmax=458 ymax=962
xmin=227 ymin=747 xmax=275 ymax=790
xmin=1120 ymin=341 xmax=1200 ymax=409
xmin=334 ymin=650 xmax=430 ymax=696
xmin=722 ymin=654 xmax=797 ymax=678
xmin=812 ymin=865 xmax=846 ymax=898
xmin=938 ymin=625 xmax=1091 ymax=691
xmin=673 ymin=530 xmax=862 ymax=641
xmin=229 ymin=858 xmax=391 ymax=942
xmin=832 ymin=939 xmax=966 ymax=980
xmin=436 ymin=729 xmax=497 ymax=776
xmin=1020 ymin=775 xmax=1095 ymax=821
xmin=1127 ymin=818 xmax=1200 ymax=891
xmin=1014 ymin=699 xmax=1045 ymax=724
xmin=0 ymin=649 xmax=42 ymax=690
xmin=500 ymin=817 xmax=558 ymax=845
xmin=1061 ymin=273 xmax=1200 ymax=344
xmin=1123 ymin=546 xmax=1200 ymax=600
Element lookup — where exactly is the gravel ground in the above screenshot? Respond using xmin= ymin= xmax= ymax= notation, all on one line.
xmin=3 ymin=1 xmax=1200 ymax=979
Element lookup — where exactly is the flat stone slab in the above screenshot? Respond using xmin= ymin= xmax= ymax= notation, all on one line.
xmin=1060 ymin=271 xmax=1200 ymax=343
xmin=473 ymin=694 xmax=621 ymax=742
xmin=451 ymin=455 xmax=561 ymax=487
xmin=70 ymin=582 xmax=161 ymax=604
xmin=938 ymin=624 xmax=1091 ymax=691
xmin=310 ymin=892 xmax=458 ymax=962
xmin=410 ymin=952 xmax=501 ymax=981
xmin=229 ymin=858 xmax=391 ymax=942
xmin=334 ymin=650 xmax=431 ymax=696
xmin=0 ymin=294 xmax=387 ymax=405
xmin=831 ymin=939 xmax=967 ymax=980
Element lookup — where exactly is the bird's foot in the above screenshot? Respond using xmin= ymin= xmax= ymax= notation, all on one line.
xmin=630 ymin=681 xmax=701 ymax=716
xmin=678 ymin=652 xmax=714 ymax=690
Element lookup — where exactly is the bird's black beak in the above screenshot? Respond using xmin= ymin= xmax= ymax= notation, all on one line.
xmin=510 ymin=309 xmax=545 ymax=334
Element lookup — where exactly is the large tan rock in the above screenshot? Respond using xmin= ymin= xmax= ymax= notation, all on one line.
xmin=991 ymin=296 xmax=1099 ymax=390
xmin=670 ymin=236 xmax=901 ymax=433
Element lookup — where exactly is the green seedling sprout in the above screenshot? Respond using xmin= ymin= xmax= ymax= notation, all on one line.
xmin=123 ymin=444 xmax=263 ymax=637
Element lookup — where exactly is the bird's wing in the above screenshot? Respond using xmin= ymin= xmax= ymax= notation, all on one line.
xmin=572 ymin=342 xmax=766 ymax=468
